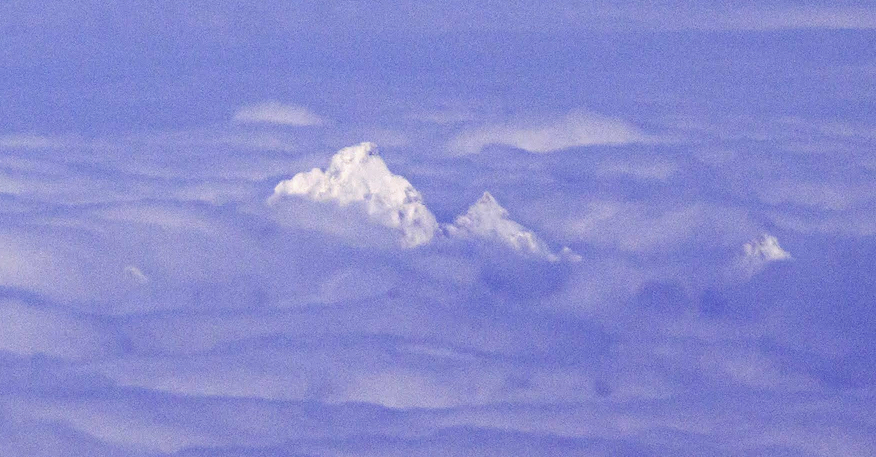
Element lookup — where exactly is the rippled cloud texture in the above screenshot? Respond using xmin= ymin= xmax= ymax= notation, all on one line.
xmin=2 ymin=1 xmax=876 ymax=456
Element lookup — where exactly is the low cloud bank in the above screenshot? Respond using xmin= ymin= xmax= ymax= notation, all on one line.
xmin=447 ymin=111 xmax=645 ymax=154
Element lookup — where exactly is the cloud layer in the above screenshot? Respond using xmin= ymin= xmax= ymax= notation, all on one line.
xmin=1 ymin=125 xmax=872 ymax=455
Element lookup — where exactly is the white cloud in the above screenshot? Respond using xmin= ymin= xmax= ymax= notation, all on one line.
xmin=447 ymin=111 xmax=645 ymax=154
xmin=0 ymin=299 xmax=111 ymax=360
xmin=555 ymin=201 xmax=759 ymax=255
xmin=9 ymin=395 xmax=220 ymax=454
xmin=233 ymin=101 xmax=326 ymax=126
xmin=447 ymin=192 xmax=579 ymax=262
xmin=270 ymin=142 xmax=440 ymax=247
xmin=543 ymin=258 xmax=647 ymax=317
xmin=595 ymin=160 xmax=677 ymax=181
xmin=769 ymin=210 xmax=876 ymax=237
xmin=699 ymin=348 xmax=816 ymax=391
xmin=90 ymin=203 xmax=220 ymax=235
xmin=0 ymin=134 xmax=65 ymax=149
xmin=0 ymin=231 xmax=93 ymax=302
xmin=309 ymin=266 xmax=398 ymax=304
xmin=756 ymin=179 xmax=875 ymax=211
xmin=410 ymin=107 xmax=475 ymax=125
xmin=732 ymin=6 xmax=876 ymax=30
xmin=599 ymin=4 xmax=876 ymax=31
xmin=123 ymin=265 xmax=149 ymax=285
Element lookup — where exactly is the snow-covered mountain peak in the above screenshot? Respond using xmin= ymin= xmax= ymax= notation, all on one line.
xmin=731 ymin=233 xmax=792 ymax=279
xmin=270 ymin=142 xmax=439 ymax=247
xmin=743 ymin=234 xmax=791 ymax=262
xmin=462 ymin=191 xmax=508 ymax=221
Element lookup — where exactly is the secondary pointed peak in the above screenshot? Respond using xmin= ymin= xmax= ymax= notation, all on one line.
xmin=448 ymin=190 xmax=579 ymax=262
xmin=464 ymin=191 xmax=509 ymax=220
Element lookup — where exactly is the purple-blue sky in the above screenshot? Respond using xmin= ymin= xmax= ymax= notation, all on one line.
xmin=2 ymin=2 xmax=876 ymax=456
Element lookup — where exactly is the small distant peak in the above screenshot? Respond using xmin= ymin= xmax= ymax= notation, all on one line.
xmin=730 ymin=233 xmax=792 ymax=281
xmin=744 ymin=234 xmax=791 ymax=262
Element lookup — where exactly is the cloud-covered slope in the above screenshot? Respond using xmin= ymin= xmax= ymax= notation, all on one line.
xmin=270 ymin=142 xmax=439 ymax=247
